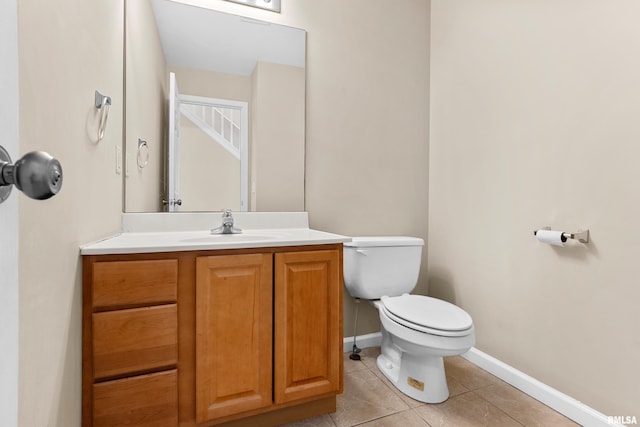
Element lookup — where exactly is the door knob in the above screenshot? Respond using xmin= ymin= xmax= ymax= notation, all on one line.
xmin=0 ymin=145 xmax=63 ymax=203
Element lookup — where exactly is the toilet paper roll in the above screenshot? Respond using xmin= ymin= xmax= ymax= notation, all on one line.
xmin=536 ymin=230 xmax=565 ymax=246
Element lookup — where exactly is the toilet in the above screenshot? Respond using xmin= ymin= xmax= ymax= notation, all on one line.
xmin=343 ymin=236 xmax=475 ymax=403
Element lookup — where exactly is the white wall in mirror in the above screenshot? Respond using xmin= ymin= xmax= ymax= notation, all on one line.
xmin=154 ymin=0 xmax=302 ymax=75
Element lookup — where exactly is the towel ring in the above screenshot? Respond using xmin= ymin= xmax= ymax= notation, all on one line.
xmin=137 ymin=139 xmax=149 ymax=169
xmin=95 ymin=91 xmax=111 ymax=142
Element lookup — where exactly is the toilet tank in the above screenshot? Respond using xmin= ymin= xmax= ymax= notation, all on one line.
xmin=343 ymin=236 xmax=424 ymax=300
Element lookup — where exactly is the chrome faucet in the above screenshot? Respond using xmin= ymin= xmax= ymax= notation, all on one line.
xmin=210 ymin=209 xmax=242 ymax=234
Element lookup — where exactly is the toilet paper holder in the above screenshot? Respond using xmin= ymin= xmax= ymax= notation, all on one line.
xmin=534 ymin=227 xmax=590 ymax=243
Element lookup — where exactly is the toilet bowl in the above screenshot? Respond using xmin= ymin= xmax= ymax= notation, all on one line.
xmin=343 ymin=237 xmax=475 ymax=403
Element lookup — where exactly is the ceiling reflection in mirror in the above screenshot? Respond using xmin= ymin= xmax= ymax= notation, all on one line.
xmin=124 ymin=0 xmax=306 ymax=213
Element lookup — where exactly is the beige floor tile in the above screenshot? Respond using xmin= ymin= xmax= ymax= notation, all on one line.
xmin=359 ymin=346 xmax=381 ymax=370
xmin=445 ymin=367 xmax=471 ymax=398
xmin=444 ymin=356 xmax=500 ymax=390
xmin=343 ymin=351 xmax=368 ymax=374
xmin=357 ymin=409 xmax=431 ymax=427
xmin=474 ymin=382 xmax=579 ymax=427
xmin=331 ymin=368 xmax=410 ymax=427
xmin=284 ymin=348 xmax=574 ymax=427
xmin=360 ymin=349 xmax=469 ymax=408
xmin=369 ymin=366 xmax=425 ymax=409
xmin=279 ymin=414 xmax=337 ymax=427
xmin=414 ymin=391 xmax=522 ymax=427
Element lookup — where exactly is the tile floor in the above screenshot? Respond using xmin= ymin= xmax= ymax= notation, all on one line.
xmin=281 ymin=347 xmax=579 ymax=427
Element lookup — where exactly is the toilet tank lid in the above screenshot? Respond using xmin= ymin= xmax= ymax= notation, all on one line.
xmin=344 ymin=236 xmax=424 ymax=248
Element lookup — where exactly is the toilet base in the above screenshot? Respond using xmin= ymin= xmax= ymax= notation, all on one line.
xmin=376 ymin=351 xmax=449 ymax=404
xmin=369 ymin=298 xmax=474 ymax=404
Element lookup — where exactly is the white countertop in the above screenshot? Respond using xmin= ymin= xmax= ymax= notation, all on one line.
xmin=81 ymin=228 xmax=350 ymax=255
xmin=81 ymin=212 xmax=350 ymax=255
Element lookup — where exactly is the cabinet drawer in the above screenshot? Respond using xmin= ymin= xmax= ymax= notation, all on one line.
xmin=92 ymin=259 xmax=177 ymax=309
xmin=93 ymin=370 xmax=178 ymax=427
xmin=93 ymin=304 xmax=178 ymax=380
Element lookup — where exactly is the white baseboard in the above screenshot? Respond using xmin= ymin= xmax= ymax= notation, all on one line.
xmin=462 ymin=347 xmax=618 ymax=427
xmin=343 ymin=332 xmax=382 ymax=353
xmin=342 ymin=335 xmax=618 ymax=426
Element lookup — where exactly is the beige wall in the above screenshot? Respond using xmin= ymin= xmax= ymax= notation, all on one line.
xmin=171 ymin=66 xmax=251 ymax=102
xmin=171 ymin=66 xmax=249 ymax=211
xmin=180 ymin=116 xmax=241 ymax=211
xmin=125 ymin=0 xmax=168 ymax=212
xmin=174 ymin=62 xmax=306 ymax=212
xmin=301 ymin=1 xmax=431 ymax=336
xmin=430 ymin=0 xmax=640 ymax=416
xmin=17 ymin=0 xmax=123 ymax=426
xmin=251 ymin=61 xmax=305 ymax=212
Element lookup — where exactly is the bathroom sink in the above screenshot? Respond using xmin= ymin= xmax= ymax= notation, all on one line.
xmin=181 ymin=234 xmax=275 ymax=243
xmin=180 ymin=229 xmax=289 ymax=244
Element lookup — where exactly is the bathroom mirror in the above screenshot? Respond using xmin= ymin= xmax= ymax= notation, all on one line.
xmin=124 ymin=0 xmax=306 ymax=212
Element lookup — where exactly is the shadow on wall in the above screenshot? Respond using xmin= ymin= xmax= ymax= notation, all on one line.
xmin=50 ymin=258 xmax=84 ymax=426
xmin=427 ymin=267 xmax=457 ymax=304
xmin=546 ymin=235 xmax=600 ymax=261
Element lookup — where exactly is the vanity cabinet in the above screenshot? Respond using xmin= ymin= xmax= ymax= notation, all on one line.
xmin=83 ymin=245 xmax=343 ymax=427
xmin=195 ymin=249 xmax=342 ymax=424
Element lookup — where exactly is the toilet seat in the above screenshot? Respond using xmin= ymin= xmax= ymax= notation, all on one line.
xmin=381 ymin=294 xmax=473 ymax=337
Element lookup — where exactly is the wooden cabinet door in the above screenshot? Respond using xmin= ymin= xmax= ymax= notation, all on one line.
xmin=274 ymin=249 xmax=343 ymax=404
xmin=195 ymin=253 xmax=273 ymax=423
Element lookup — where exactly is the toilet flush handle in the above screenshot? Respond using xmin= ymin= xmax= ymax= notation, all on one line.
xmin=355 ymin=249 xmax=368 ymax=256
